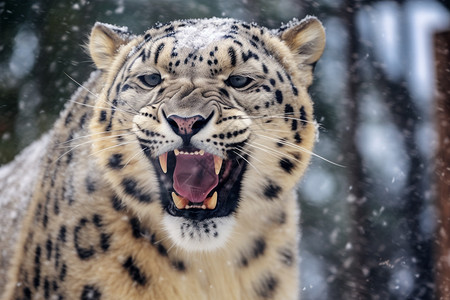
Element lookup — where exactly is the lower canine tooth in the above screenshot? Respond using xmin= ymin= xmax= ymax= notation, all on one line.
xmin=213 ymin=156 xmax=223 ymax=175
xmin=159 ymin=152 xmax=168 ymax=173
xmin=171 ymin=192 xmax=188 ymax=209
xmin=204 ymin=192 xmax=218 ymax=210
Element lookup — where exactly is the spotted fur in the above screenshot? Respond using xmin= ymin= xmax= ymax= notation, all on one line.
xmin=2 ymin=17 xmax=325 ymax=299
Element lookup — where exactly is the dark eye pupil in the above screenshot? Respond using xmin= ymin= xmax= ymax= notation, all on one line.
xmin=140 ymin=74 xmax=161 ymax=87
xmin=228 ymin=75 xmax=251 ymax=88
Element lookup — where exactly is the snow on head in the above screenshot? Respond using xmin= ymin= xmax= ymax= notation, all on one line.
xmin=173 ymin=18 xmax=236 ymax=50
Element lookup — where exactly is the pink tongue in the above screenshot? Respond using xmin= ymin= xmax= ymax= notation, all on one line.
xmin=173 ymin=152 xmax=219 ymax=203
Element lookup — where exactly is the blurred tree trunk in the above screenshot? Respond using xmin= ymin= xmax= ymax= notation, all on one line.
xmin=434 ymin=30 xmax=450 ymax=300
xmin=342 ymin=1 xmax=372 ymax=299
xmin=377 ymin=2 xmax=434 ymax=297
xmin=376 ymin=1 xmax=435 ymax=297
xmin=343 ymin=1 xmax=434 ymax=298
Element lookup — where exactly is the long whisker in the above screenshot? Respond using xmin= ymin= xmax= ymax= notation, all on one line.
xmin=55 ymin=141 xmax=88 ymax=163
xmin=236 ymin=145 xmax=265 ymax=166
xmin=56 ymin=133 xmax=134 ymax=163
xmin=250 ymin=141 xmax=306 ymax=166
xmin=123 ymin=148 xmax=146 ymax=169
xmin=115 ymin=94 xmax=141 ymax=116
xmin=233 ymin=150 xmax=262 ymax=175
xmin=165 ymin=237 xmax=178 ymax=255
xmin=101 ymin=99 xmax=139 ymax=116
xmin=255 ymin=133 xmax=345 ymax=167
xmin=65 ymin=73 xmax=138 ymax=116
xmin=88 ymin=140 xmax=136 ymax=158
xmin=65 ymin=72 xmax=98 ymax=98
xmin=237 ymin=114 xmax=317 ymax=126
xmin=58 ymin=132 xmax=136 ymax=149
xmin=57 ymin=133 xmax=133 ymax=163
xmin=249 ymin=127 xmax=294 ymax=134
xmin=58 ymin=128 xmax=134 ymax=145
xmin=244 ymin=141 xmax=287 ymax=162
xmin=68 ymin=100 xmax=136 ymax=116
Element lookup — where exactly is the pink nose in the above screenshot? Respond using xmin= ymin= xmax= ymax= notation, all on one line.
xmin=166 ymin=115 xmax=207 ymax=143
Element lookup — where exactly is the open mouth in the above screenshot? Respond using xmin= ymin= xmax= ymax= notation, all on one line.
xmin=146 ymin=147 xmax=246 ymax=220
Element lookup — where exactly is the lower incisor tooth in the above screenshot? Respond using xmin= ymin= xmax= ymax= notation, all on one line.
xmin=172 ymin=192 xmax=188 ymax=209
xmin=204 ymin=192 xmax=218 ymax=210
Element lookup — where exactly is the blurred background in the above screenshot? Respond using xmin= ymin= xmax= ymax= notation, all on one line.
xmin=1 ymin=0 xmax=449 ymax=299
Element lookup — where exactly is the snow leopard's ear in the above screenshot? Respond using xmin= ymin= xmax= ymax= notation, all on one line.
xmin=89 ymin=22 xmax=133 ymax=70
xmin=279 ymin=16 xmax=326 ymax=65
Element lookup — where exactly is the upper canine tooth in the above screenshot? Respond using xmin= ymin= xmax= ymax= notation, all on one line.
xmin=199 ymin=149 xmax=205 ymax=156
xmin=204 ymin=191 xmax=218 ymax=210
xmin=213 ymin=156 xmax=223 ymax=175
xmin=159 ymin=152 xmax=168 ymax=173
xmin=171 ymin=192 xmax=188 ymax=209
xmin=174 ymin=149 xmax=180 ymax=156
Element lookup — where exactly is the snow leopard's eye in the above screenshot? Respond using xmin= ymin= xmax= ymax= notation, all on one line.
xmin=225 ymin=75 xmax=253 ymax=89
xmin=139 ymin=73 xmax=162 ymax=88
